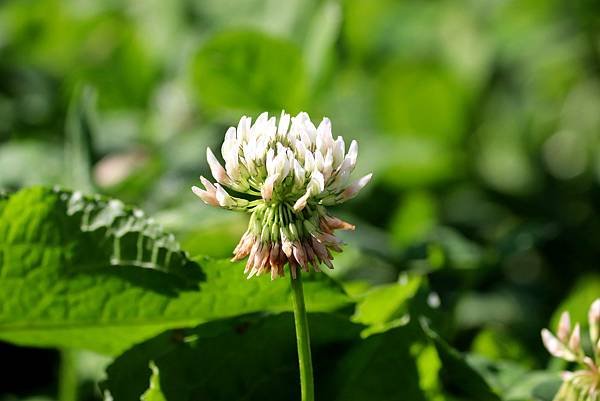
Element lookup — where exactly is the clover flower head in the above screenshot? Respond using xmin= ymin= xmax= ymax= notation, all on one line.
xmin=541 ymin=299 xmax=600 ymax=401
xmin=192 ymin=111 xmax=372 ymax=279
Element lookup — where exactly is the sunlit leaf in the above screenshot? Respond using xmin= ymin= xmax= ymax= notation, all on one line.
xmin=0 ymin=187 xmax=351 ymax=355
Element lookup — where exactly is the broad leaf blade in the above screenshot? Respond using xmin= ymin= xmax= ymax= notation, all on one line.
xmin=420 ymin=319 xmax=501 ymax=401
xmin=103 ymin=313 xmax=363 ymax=401
xmin=322 ymin=325 xmax=427 ymax=401
xmin=103 ymin=313 xmax=429 ymax=401
xmin=0 ymin=187 xmax=351 ymax=355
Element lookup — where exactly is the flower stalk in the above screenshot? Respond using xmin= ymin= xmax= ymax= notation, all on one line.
xmin=291 ymin=273 xmax=314 ymax=401
xmin=193 ymin=111 xmax=371 ymax=401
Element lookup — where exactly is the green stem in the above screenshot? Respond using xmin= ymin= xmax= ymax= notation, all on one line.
xmin=290 ymin=273 xmax=315 ymax=401
xmin=59 ymin=349 xmax=78 ymax=401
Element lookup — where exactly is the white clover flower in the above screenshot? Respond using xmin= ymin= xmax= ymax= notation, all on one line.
xmin=541 ymin=299 xmax=600 ymax=401
xmin=192 ymin=111 xmax=372 ymax=279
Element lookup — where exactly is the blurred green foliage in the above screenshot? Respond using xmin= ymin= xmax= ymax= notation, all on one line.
xmin=1 ymin=0 xmax=600 ymax=400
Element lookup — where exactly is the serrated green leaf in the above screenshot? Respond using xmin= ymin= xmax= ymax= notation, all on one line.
xmin=0 ymin=187 xmax=351 ymax=355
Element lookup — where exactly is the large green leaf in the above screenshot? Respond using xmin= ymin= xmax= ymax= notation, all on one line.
xmin=321 ymin=325 xmax=427 ymax=401
xmin=103 ymin=313 xmax=426 ymax=401
xmin=420 ymin=319 xmax=501 ymax=401
xmin=0 ymin=187 xmax=351 ymax=355
xmin=190 ymin=30 xmax=306 ymax=113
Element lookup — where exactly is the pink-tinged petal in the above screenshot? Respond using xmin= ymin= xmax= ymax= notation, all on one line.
xmin=541 ymin=329 xmax=563 ymax=357
xmin=541 ymin=329 xmax=575 ymax=361
xmin=261 ymin=174 xmax=278 ymax=201
xmin=558 ymin=311 xmax=571 ymax=342
xmin=340 ymin=173 xmax=372 ymax=201
xmin=191 ymin=185 xmax=218 ymax=206
xmin=199 ymin=176 xmax=216 ymax=191
xmin=568 ymin=324 xmax=581 ymax=352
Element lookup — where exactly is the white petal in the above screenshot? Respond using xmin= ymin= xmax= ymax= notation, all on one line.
xmin=332 ymin=136 xmax=345 ymax=168
xmin=569 ymin=324 xmax=581 ymax=351
xmin=237 ymin=116 xmax=251 ymax=141
xmin=299 ymin=112 xmax=317 ymax=144
xmin=336 ymin=140 xmax=359 ymax=178
xmin=316 ymin=118 xmax=333 ymax=153
xmin=191 ymin=185 xmax=217 ymax=206
xmin=293 ymin=190 xmax=311 ymax=212
xmin=347 ymin=140 xmax=358 ymax=166
xmin=340 ymin=173 xmax=372 ymax=200
xmin=323 ymin=149 xmax=333 ymax=181
xmin=266 ymin=148 xmax=276 ymax=176
xmin=309 ymin=170 xmax=325 ymax=194
xmin=304 ymin=150 xmax=315 ymax=172
xmin=206 ymin=148 xmax=230 ymax=185
xmin=293 ymin=159 xmax=306 ymax=189
xmin=541 ymin=329 xmax=575 ymax=361
xmin=215 ymin=183 xmax=235 ymax=207
xmin=255 ymin=111 xmax=269 ymax=127
xmin=314 ymin=151 xmax=324 ymax=173
xmin=265 ymin=116 xmax=277 ymax=140
xmin=278 ymin=111 xmax=290 ymax=136
xmin=199 ymin=176 xmax=216 ymax=191
xmin=261 ymin=173 xmax=278 ymax=200
xmin=557 ymin=311 xmax=571 ymax=342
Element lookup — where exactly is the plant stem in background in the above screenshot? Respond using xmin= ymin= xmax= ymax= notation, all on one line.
xmin=59 ymin=349 xmax=78 ymax=401
xmin=290 ymin=273 xmax=315 ymax=401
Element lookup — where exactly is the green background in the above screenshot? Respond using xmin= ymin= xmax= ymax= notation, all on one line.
xmin=1 ymin=0 xmax=600 ymax=400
